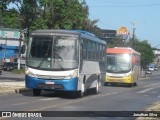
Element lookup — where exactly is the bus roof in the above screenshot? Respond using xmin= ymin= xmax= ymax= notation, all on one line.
xmin=31 ymin=29 xmax=106 ymax=45
xmin=106 ymin=47 xmax=140 ymax=55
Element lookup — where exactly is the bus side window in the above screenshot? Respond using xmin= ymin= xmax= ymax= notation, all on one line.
xmin=96 ymin=44 xmax=99 ymax=61
xmin=92 ymin=42 xmax=96 ymax=60
xmin=91 ymin=42 xmax=93 ymax=60
xmin=83 ymin=39 xmax=87 ymax=59
xmin=87 ymin=41 xmax=91 ymax=60
xmin=103 ymin=45 xmax=106 ymax=61
xmin=99 ymin=44 xmax=102 ymax=60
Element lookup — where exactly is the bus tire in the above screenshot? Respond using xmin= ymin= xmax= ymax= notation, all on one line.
xmin=33 ymin=89 xmax=41 ymax=96
xmin=92 ymin=80 xmax=99 ymax=94
xmin=77 ymin=83 xmax=85 ymax=98
xmin=104 ymin=82 xmax=109 ymax=86
xmin=76 ymin=91 xmax=84 ymax=98
xmin=130 ymin=83 xmax=135 ymax=87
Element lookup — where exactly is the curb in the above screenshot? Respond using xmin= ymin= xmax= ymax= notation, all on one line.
xmin=0 ymin=87 xmax=32 ymax=95
xmin=15 ymin=88 xmax=32 ymax=94
xmin=0 ymin=77 xmax=24 ymax=81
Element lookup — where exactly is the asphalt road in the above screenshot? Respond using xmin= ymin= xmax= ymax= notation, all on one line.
xmin=0 ymin=71 xmax=160 ymax=120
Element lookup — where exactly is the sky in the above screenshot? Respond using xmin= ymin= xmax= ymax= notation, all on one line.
xmin=85 ymin=0 xmax=160 ymax=49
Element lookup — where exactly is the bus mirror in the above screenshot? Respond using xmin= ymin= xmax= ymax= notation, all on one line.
xmin=132 ymin=56 xmax=136 ymax=64
xmin=21 ymin=45 xmax=26 ymax=54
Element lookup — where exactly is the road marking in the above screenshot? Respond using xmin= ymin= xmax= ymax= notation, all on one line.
xmin=142 ymin=83 xmax=160 ymax=88
xmin=136 ymin=85 xmax=160 ymax=94
xmin=39 ymin=98 xmax=59 ymax=101
xmin=144 ymin=95 xmax=149 ymax=97
xmin=12 ymin=98 xmax=59 ymax=106
xmin=27 ymin=91 xmax=123 ymax=111
xmin=136 ymin=88 xmax=154 ymax=93
xmin=13 ymin=102 xmax=30 ymax=106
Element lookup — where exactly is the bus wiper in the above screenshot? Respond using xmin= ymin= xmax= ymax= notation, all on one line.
xmin=52 ymin=53 xmax=64 ymax=70
xmin=53 ymin=53 xmax=62 ymax=60
xmin=53 ymin=60 xmax=64 ymax=71
xmin=37 ymin=58 xmax=46 ymax=68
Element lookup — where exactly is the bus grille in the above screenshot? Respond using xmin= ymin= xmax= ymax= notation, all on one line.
xmin=36 ymin=75 xmax=65 ymax=80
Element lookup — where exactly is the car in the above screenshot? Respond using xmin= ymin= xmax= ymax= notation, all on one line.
xmin=146 ymin=69 xmax=152 ymax=74
xmin=3 ymin=62 xmax=15 ymax=71
xmin=148 ymin=66 xmax=154 ymax=71
xmin=154 ymin=67 xmax=158 ymax=71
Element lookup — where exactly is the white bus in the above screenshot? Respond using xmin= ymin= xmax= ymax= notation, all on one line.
xmin=25 ymin=30 xmax=106 ymax=97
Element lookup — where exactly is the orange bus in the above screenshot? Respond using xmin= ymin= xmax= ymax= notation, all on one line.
xmin=105 ymin=47 xmax=141 ymax=87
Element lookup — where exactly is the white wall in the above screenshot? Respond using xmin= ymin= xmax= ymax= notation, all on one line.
xmin=0 ymin=39 xmax=23 ymax=46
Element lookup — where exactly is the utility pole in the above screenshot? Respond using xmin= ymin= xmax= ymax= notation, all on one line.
xmin=17 ymin=28 xmax=27 ymax=70
xmin=130 ymin=21 xmax=145 ymax=49
xmin=130 ymin=22 xmax=136 ymax=49
xmin=4 ymin=32 xmax=7 ymax=62
xmin=132 ymin=27 xmax=136 ymax=49
xmin=18 ymin=30 xmax=23 ymax=70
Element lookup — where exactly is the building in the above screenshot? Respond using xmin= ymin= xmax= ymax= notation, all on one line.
xmin=100 ymin=27 xmax=130 ymax=47
xmin=100 ymin=29 xmax=117 ymax=44
xmin=0 ymin=28 xmax=24 ymax=62
xmin=154 ymin=49 xmax=160 ymax=67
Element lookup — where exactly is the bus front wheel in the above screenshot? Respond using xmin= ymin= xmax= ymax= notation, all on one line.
xmin=33 ymin=89 xmax=41 ymax=96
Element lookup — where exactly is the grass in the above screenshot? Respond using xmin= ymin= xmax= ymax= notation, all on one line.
xmin=12 ymin=68 xmax=25 ymax=74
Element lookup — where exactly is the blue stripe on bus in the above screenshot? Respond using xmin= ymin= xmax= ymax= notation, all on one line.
xmin=25 ymin=75 xmax=78 ymax=91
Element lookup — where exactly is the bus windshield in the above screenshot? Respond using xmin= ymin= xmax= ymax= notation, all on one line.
xmin=27 ymin=35 xmax=79 ymax=70
xmin=106 ymin=54 xmax=131 ymax=73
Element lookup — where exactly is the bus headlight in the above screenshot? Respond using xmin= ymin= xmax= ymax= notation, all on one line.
xmin=25 ymin=67 xmax=36 ymax=77
xmin=65 ymin=69 xmax=78 ymax=79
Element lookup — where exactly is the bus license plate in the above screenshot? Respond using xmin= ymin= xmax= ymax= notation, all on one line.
xmin=37 ymin=84 xmax=54 ymax=89
xmin=46 ymin=82 xmax=54 ymax=84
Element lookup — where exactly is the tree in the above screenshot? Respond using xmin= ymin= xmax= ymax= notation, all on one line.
xmin=1 ymin=0 xmax=101 ymax=36
xmin=134 ymin=40 xmax=155 ymax=69
xmin=38 ymin=0 xmax=92 ymax=30
xmin=0 ymin=0 xmax=18 ymax=28
xmin=1 ymin=8 xmax=20 ymax=28
xmin=9 ymin=0 xmax=38 ymax=36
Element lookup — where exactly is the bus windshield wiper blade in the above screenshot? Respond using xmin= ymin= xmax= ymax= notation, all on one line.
xmin=52 ymin=53 xmax=63 ymax=70
xmin=53 ymin=60 xmax=64 ymax=71
xmin=37 ymin=58 xmax=46 ymax=68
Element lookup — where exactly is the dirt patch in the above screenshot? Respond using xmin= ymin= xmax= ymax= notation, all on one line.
xmin=136 ymin=102 xmax=160 ymax=120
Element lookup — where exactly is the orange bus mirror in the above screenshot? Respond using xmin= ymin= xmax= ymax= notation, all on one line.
xmin=132 ymin=56 xmax=136 ymax=64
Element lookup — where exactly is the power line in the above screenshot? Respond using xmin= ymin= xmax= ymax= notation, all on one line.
xmin=154 ymin=44 xmax=160 ymax=48
xmin=88 ymin=3 xmax=160 ymax=8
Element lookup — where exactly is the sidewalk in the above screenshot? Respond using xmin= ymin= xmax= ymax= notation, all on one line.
xmin=0 ymin=80 xmax=31 ymax=95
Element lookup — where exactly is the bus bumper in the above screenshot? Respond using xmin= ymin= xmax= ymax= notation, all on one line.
xmin=105 ymin=75 xmax=132 ymax=84
xmin=25 ymin=75 xmax=78 ymax=91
